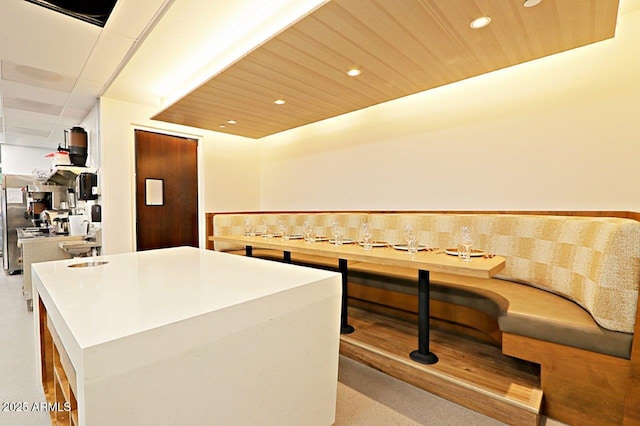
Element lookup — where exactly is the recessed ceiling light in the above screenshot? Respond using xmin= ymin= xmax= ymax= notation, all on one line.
xmin=219 ymin=125 xmax=226 ymax=128
xmin=227 ymin=120 xmax=237 ymax=124
xmin=274 ymin=99 xmax=286 ymax=105
xmin=347 ymin=68 xmax=361 ymax=77
xmin=523 ymin=0 xmax=542 ymax=7
xmin=470 ymin=16 xmax=491 ymax=29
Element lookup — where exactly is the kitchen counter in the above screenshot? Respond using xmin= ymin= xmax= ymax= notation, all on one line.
xmin=32 ymin=247 xmax=342 ymax=426
xmin=17 ymin=230 xmax=87 ymax=310
xmin=17 ymin=228 xmax=80 ymax=241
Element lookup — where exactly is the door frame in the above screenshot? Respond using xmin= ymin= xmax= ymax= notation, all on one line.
xmin=132 ymin=125 xmax=205 ymax=251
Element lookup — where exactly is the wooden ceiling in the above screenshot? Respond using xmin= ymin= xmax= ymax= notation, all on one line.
xmin=152 ymin=0 xmax=619 ymax=139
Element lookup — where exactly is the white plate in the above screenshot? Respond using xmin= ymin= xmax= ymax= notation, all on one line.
xmin=287 ymin=234 xmax=304 ymax=239
xmin=392 ymin=244 xmax=429 ymax=251
xmin=358 ymin=241 xmax=389 ymax=247
xmin=314 ymin=236 xmax=329 ymax=242
xmin=329 ymin=239 xmax=354 ymax=244
xmin=444 ymin=248 xmax=485 ymax=257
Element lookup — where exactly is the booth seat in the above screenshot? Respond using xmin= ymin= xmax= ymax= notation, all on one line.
xmin=210 ymin=211 xmax=640 ymax=425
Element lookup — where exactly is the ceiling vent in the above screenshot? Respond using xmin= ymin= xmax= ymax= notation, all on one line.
xmin=24 ymin=0 xmax=118 ymax=27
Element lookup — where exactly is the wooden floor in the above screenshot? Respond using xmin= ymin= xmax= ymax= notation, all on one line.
xmin=340 ymin=307 xmax=544 ymax=425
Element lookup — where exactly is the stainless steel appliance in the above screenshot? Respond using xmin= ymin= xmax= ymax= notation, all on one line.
xmin=41 ymin=210 xmax=70 ymax=234
xmin=2 ymin=175 xmax=73 ymax=274
xmin=26 ymin=183 xmax=69 ymax=212
xmin=2 ymin=175 xmax=33 ymax=274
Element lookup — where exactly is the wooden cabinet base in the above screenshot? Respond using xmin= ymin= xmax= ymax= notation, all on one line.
xmin=38 ymin=299 xmax=78 ymax=425
xmin=503 ymin=333 xmax=629 ymax=426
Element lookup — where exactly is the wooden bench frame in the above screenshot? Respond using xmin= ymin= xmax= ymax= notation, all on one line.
xmin=207 ymin=210 xmax=640 ymax=425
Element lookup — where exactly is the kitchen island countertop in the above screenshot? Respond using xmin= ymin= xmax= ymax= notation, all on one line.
xmin=33 ymin=246 xmax=342 ymax=426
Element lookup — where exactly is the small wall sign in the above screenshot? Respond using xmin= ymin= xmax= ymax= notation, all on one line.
xmin=145 ymin=178 xmax=164 ymax=206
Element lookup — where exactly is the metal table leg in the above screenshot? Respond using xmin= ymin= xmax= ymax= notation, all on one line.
xmin=410 ymin=269 xmax=438 ymax=364
xmin=339 ymin=258 xmax=354 ymax=334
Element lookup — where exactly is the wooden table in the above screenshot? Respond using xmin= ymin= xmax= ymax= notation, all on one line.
xmin=210 ymin=235 xmax=505 ymax=365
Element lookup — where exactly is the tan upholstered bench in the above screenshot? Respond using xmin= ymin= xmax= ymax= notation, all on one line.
xmin=214 ymin=212 xmax=640 ymax=342
xmin=347 ymin=262 xmax=632 ymax=359
xmin=211 ymin=211 xmax=640 ymax=425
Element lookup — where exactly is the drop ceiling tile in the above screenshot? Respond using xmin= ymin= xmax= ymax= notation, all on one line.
xmin=5 ymin=126 xmax=51 ymax=138
xmin=0 ymin=79 xmax=72 ymax=108
xmin=3 ymin=132 xmax=52 ymax=149
xmin=106 ymin=0 xmax=172 ymax=39
xmin=3 ymin=107 xmax=60 ymax=124
xmin=1 ymin=60 xmax=76 ymax=92
xmin=81 ymin=31 xmax=136 ymax=83
xmin=66 ymin=79 xmax=103 ymax=110
xmin=0 ymin=1 xmax=101 ymax=73
xmin=3 ymin=97 xmax=63 ymax=116
xmin=2 ymin=115 xmax=55 ymax=132
xmin=59 ymin=106 xmax=88 ymax=123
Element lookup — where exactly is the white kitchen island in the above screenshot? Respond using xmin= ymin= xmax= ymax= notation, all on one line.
xmin=32 ymin=246 xmax=342 ymax=426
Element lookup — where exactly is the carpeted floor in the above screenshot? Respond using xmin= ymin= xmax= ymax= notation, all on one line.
xmin=0 ymin=270 xmax=565 ymax=425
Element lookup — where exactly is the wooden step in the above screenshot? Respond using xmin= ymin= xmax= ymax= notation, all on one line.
xmin=340 ymin=307 xmax=543 ymax=426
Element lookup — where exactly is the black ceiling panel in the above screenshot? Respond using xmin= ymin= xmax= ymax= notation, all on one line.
xmin=25 ymin=0 xmax=118 ymax=27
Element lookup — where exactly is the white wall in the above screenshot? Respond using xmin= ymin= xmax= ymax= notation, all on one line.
xmin=99 ymin=97 xmax=261 ymax=255
xmin=258 ymin=7 xmax=640 ymax=212
xmin=97 ymin=5 xmax=640 ymax=255
xmin=0 ymin=104 xmax=99 ymax=177
xmin=1 ymin=144 xmax=52 ymax=175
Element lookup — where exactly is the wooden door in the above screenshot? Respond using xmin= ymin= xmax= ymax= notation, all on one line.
xmin=135 ymin=130 xmax=198 ymax=251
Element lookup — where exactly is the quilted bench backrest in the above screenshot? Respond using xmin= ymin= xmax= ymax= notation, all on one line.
xmin=379 ymin=214 xmax=640 ymax=333
xmin=213 ymin=213 xmax=368 ymax=251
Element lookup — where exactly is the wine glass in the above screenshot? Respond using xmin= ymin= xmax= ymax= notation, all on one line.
xmin=278 ymin=220 xmax=288 ymax=240
xmin=404 ymin=224 xmax=416 ymax=245
xmin=331 ymin=221 xmax=343 ymax=246
xmin=303 ymin=221 xmax=313 ymax=243
xmin=359 ymin=223 xmax=369 ymax=240
xmin=404 ymin=224 xmax=418 ymax=254
xmin=262 ymin=220 xmax=273 ymax=238
xmin=244 ymin=218 xmax=254 ymax=236
xmin=360 ymin=223 xmax=372 ymax=250
xmin=459 ymin=226 xmax=474 ymax=261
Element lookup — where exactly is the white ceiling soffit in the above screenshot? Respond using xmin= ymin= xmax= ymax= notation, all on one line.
xmin=104 ymin=0 xmax=329 ymax=107
xmin=0 ymin=0 xmax=173 ymax=150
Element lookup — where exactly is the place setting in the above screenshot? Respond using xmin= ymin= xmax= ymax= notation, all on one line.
xmin=390 ymin=224 xmax=424 ymax=254
xmin=442 ymin=226 xmax=495 ymax=260
xmin=327 ymin=221 xmax=354 ymax=245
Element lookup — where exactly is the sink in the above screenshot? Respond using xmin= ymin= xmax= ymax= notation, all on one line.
xmin=59 ymin=241 xmax=100 ymax=257
xmin=63 ymin=246 xmax=93 ymax=256
xmin=68 ymin=261 xmax=109 ymax=268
